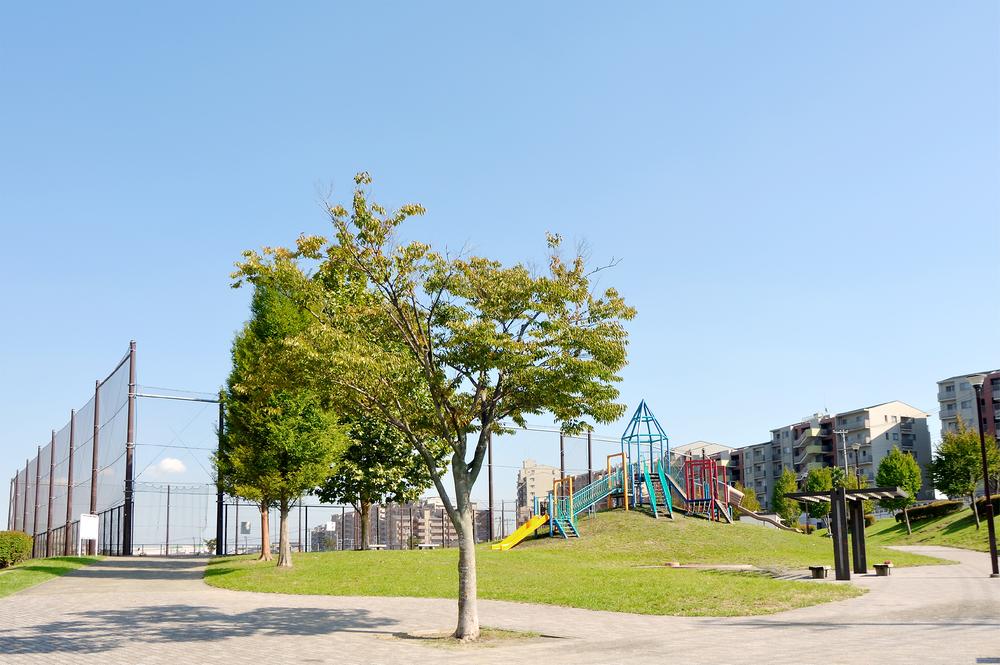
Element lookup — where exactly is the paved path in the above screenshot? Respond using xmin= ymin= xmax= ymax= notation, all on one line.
xmin=0 ymin=546 xmax=998 ymax=664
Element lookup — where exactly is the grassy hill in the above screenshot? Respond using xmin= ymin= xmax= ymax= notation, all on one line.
xmin=205 ymin=511 xmax=947 ymax=617
xmin=866 ymin=507 xmax=993 ymax=552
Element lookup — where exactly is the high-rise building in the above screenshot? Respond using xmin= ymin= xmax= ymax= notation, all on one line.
xmin=937 ymin=370 xmax=1000 ymax=439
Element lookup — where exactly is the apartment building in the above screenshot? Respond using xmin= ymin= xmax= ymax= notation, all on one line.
xmin=937 ymin=370 xmax=1000 ymax=439
xmin=834 ymin=402 xmax=933 ymax=499
xmin=741 ymin=402 xmax=933 ymax=508
xmin=515 ymin=459 xmax=561 ymax=510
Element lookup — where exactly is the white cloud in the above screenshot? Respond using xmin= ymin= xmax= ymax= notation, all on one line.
xmin=155 ymin=458 xmax=186 ymax=475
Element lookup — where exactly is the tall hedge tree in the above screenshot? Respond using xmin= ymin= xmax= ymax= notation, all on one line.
xmin=234 ymin=172 xmax=636 ymax=640
xmin=770 ymin=468 xmax=800 ymax=528
xmin=219 ymin=285 xmax=347 ymax=566
xmin=875 ymin=447 xmax=922 ymax=535
xmin=219 ymin=286 xmax=310 ymax=561
xmin=314 ymin=415 xmax=446 ymax=550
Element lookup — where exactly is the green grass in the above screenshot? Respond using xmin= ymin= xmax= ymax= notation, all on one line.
xmin=205 ymin=511 xmax=949 ymax=616
xmin=866 ymin=508 xmax=994 ymax=552
xmin=0 ymin=556 xmax=100 ymax=598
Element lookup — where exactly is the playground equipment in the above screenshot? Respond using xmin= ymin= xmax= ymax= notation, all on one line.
xmin=492 ymin=399 xmax=782 ymax=550
xmin=620 ymin=401 xmax=673 ymax=519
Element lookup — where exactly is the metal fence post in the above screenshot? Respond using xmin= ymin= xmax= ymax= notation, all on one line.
xmin=65 ymin=410 xmax=75 ymax=555
xmin=89 ymin=379 xmax=100 ymax=555
xmin=487 ymin=432 xmax=494 ymax=541
xmin=122 ymin=340 xmax=137 ymax=556
xmin=21 ymin=458 xmax=29 ymax=536
xmin=7 ymin=477 xmax=14 ymax=531
xmin=588 ymin=431 xmax=593 ymax=485
xmin=216 ymin=400 xmax=224 ymax=556
xmin=32 ymin=445 xmax=41 ymax=557
xmin=46 ymin=431 xmax=56 ymax=557
xmin=165 ymin=484 xmax=171 ymax=556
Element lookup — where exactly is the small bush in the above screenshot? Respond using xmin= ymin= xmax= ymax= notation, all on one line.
xmin=864 ymin=514 xmax=876 ymax=528
xmin=0 ymin=531 xmax=32 ymax=568
xmin=897 ymin=500 xmax=963 ymax=523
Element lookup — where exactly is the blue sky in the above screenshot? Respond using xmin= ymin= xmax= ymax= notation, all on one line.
xmin=2 ymin=3 xmax=998 ymax=523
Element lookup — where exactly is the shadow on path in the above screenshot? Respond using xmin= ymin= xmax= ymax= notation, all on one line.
xmin=59 ymin=557 xmax=207 ymax=582
xmin=0 ymin=604 xmax=395 ymax=654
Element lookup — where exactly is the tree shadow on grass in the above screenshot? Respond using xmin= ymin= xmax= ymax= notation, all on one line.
xmin=0 ymin=604 xmax=395 ymax=654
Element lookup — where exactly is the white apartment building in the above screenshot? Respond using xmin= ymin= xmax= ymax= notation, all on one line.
xmin=937 ymin=370 xmax=1000 ymax=439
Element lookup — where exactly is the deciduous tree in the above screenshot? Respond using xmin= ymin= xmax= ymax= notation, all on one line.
xmin=313 ymin=415 xmax=446 ymax=549
xmin=929 ymin=418 xmax=1000 ymax=530
xmin=875 ymin=447 xmax=922 ymax=535
xmin=233 ymin=172 xmax=635 ymax=639
xmin=770 ymin=468 xmax=800 ymax=528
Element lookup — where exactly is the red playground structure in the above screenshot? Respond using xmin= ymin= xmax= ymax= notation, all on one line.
xmin=683 ymin=458 xmax=725 ymax=521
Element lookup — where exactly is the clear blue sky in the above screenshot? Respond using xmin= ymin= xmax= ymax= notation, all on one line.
xmin=2 ymin=3 xmax=998 ymax=523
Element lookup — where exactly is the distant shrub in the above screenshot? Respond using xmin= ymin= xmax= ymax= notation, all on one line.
xmin=0 ymin=531 xmax=32 ymax=568
xmin=897 ymin=500 xmax=963 ymax=523
xmin=864 ymin=514 xmax=876 ymax=528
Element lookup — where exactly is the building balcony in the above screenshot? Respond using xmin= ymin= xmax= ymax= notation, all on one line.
xmin=837 ymin=419 xmax=869 ymax=431
xmin=938 ymin=390 xmax=957 ymax=402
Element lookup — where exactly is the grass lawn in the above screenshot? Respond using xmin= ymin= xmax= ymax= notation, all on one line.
xmin=205 ymin=511 xmax=948 ymax=616
xmin=866 ymin=508 xmax=993 ymax=552
xmin=0 ymin=556 xmax=100 ymax=598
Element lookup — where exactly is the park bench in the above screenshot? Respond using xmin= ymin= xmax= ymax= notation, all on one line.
xmin=368 ymin=543 xmax=387 ymax=551
xmin=416 ymin=543 xmax=438 ymax=550
xmin=809 ymin=565 xmax=830 ymax=579
xmin=874 ymin=563 xmax=892 ymax=576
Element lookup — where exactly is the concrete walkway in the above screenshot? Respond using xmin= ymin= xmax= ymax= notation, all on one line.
xmin=0 ymin=546 xmax=998 ymax=664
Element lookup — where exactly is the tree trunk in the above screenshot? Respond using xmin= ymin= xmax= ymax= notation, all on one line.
xmin=972 ymin=493 xmax=981 ymax=530
xmin=258 ymin=503 xmax=273 ymax=561
xmin=453 ymin=484 xmax=479 ymax=641
xmin=903 ymin=507 xmax=912 ymax=536
xmin=360 ymin=501 xmax=370 ymax=550
xmin=276 ymin=498 xmax=293 ymax=568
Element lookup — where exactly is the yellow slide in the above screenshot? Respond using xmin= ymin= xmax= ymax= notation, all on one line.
xmin=490 ymin=514 xmax=550 ymax=551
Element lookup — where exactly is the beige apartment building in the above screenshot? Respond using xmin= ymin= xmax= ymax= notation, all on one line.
xmin=515 ymin=459 xmax=561 ymax=511
xmin=741 ymin=401 xmax=933 ymax=508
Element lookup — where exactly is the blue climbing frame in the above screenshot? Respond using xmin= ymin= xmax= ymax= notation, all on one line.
xmin=620 ymin=400 xmax=672 ymax=514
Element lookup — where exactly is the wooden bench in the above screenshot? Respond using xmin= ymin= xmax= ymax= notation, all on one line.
xmin=874 ymin=563 xmax=892 ymax=576
xmin=809 ymin=565 xmax=830 ymax=579
xmin=416 ymin=543 xmax=438 ymax=550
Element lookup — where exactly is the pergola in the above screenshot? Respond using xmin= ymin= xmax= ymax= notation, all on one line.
xmin=785 ymin=486 xmax=908 ymax=581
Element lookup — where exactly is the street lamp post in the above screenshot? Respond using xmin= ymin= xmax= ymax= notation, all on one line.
xmin=973 ymin=383 xmax=1000 ymax=578
xmin=851 ymin=443 xmax=862 ymax=487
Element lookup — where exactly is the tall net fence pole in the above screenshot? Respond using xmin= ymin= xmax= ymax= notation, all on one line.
xmin=122 ymin=340 xmax=137 ymax=556
xmin=46 ymin=431 xmax=55 ymax=556
xmin=64 ymin=410 xmax=75 ymax=556
xmin=216 ymin=401 xmax=224 ymax=555
xmin=89 ymin=379 xmax=100 ymax=555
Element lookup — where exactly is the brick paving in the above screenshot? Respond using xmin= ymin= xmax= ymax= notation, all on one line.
xmin=0 ymin=546 xmax=998 ymax=664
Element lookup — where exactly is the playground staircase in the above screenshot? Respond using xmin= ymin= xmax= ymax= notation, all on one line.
xmin=552 ymin=517 xmax=580 ymax=538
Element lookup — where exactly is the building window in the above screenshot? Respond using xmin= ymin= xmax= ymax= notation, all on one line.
xmin=893 ymin=433 xmax=899 ymax=441
xmin=961 ymin=400 xmax=971 ymax=409
xmin=960 ymin=382 xmax=970 ymax=390
xmin=892 ymin=416 xmax=897 ymax=423
xmin=945 ymin=385 xmax=955 ymax=393
xmin=885 ymin=433 xmax=890 ymax=440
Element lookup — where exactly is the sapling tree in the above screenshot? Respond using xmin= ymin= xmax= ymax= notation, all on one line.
xmin=314 ymin=415 xmax=446 ymax=549
xmin=804 ymin=467 xmax=832 ymax=530
xmin=875 ymin=447 xmax=922 ymax=535
xmin=233 ymin=172 xmax=635 ymax=639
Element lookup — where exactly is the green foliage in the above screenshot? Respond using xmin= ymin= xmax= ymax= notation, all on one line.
xmin=313 ymin=415 xmax=446 ymax=548
xmin=733 ymin=481 xmax=760 ymax=514
xmin=770 ymin=468 xmax=800 ymax=527
xmin=929 ymin=418 xmax=1000 ymax=526
xmin=0 ymin=531 xmax=32 ymax=568
xmin=842 ymin=472 xmax=876 ymax=515
xmin=803 ymin=468 xmax=832 ymax=519
xmin=896 ymin=500 xmax=963 ymax=523
xmin=875 ymin=447 xmax=922 ymax=514
xmin=233 ymin=173 xmax=637 ymax=635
